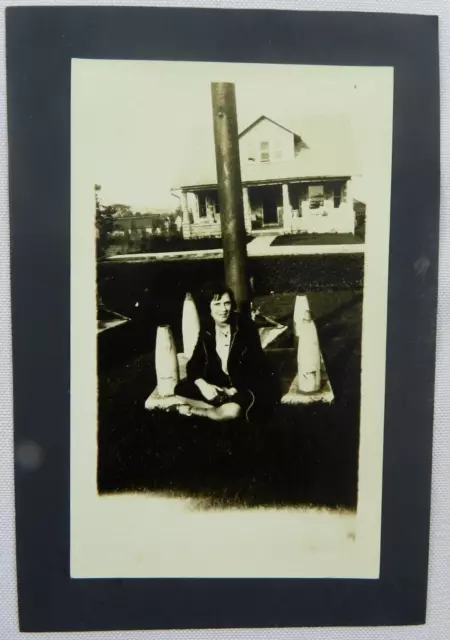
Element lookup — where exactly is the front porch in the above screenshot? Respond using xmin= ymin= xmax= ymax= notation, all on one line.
xmin=179 ymin=178 xmax=355 ymax=238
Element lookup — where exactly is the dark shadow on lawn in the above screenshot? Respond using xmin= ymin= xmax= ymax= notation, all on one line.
xmin=271 ymin=233 xmax=364 ymax=247
xmin=97 ymin=361 xmax=360 ymax=511
xmin=316 ymin=292 xmax=363 ymax=330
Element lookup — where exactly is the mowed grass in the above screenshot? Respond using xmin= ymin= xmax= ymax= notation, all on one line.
xmin=97 ymin=261 xmax=363 ymax=511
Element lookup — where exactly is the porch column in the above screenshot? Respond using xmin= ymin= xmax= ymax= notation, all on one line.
xmin=181 ymin=191 xmax=191 ymax=239
xmin=242 ymin=186 xmax=252 ymax=233
xmin=181 ymin=191 xmax=190 ymax=224
xmin=282 ymin=183 xmax=292 ymax=232
xmin=193 ymin=193 xmax=200 ymax=222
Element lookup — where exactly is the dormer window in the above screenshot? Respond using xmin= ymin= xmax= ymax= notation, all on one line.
xmin=260 ymin=141 xmax=270 ymax=162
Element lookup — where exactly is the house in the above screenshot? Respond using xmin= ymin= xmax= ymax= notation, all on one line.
xmin=172 ymin=115 xmax=360 ymax=238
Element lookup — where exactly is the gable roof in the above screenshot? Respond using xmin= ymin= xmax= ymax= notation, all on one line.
xmin=172 ymin=114 xmax=361 ymax=190
xmin=238 ymin=115 xmax=301 ymax=139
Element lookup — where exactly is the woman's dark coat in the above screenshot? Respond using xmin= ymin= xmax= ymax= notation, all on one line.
xmin=176 ymin=311 xmax=281 ymax=422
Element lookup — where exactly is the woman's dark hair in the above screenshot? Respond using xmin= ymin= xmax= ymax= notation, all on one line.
xmin=196 ymin=281 xmax=237 ymax=321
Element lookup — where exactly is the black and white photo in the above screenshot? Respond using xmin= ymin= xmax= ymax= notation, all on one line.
xmin=71 ymin=59 xmax=393 ymax=579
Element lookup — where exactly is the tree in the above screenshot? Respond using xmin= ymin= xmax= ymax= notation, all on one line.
xmin=111 ymin=204 xmax=133 ymax=218
xmin=95 ymin=185 xmax=117 ymax=259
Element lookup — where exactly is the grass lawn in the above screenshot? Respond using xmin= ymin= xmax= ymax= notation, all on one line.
xmin=272 ymin=233 xmax=364 ymax=246
xmin=97 ymin=285 xmax=362 ymax=511
xmin=98 ymin=253 xmax=364 ymax=323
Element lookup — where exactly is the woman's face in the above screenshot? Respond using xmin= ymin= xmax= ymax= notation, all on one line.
xmin=210 ymin=292 xmax=232 ymax=325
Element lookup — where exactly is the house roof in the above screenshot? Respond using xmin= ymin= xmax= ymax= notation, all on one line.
xmin=172 ymin=114 xmax=361 ymax=190
xmin=238 ymin=115 xmax=301 ymax=140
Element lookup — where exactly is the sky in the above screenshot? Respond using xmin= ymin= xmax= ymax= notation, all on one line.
xmin=72 ymin=60 xmax=393 ymax=211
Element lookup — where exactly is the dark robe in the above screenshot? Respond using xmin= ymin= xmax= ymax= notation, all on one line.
xmin=175 ymin=311 xmax=280 ymax=422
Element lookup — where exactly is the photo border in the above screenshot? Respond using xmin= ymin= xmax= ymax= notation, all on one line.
xmin=6 ymin=6 xmax=439 ymax=631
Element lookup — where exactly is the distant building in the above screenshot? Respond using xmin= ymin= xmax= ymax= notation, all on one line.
xmin=113 ymin=212 xmax=176 ymax=234
xmin=173 ymin=115 xmax=360 ymax=238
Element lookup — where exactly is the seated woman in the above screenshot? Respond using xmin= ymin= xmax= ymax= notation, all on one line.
xmin=174 ymin=283 xmax=280 ymax=422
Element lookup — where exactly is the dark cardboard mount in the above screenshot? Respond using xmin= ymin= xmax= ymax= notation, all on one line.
xmin=6 ymin=6 xmax=439 ymax=632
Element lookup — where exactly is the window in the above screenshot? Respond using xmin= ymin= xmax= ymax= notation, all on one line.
xmin=308 ymin=185 xmax=324 ymax=209
xmin=247 ymin=141 xmax=256 ymax=162
xmin=260 ymin=141 xmax=270 ymax=162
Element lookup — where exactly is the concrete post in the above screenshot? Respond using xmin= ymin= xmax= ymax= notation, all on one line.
xmin=297 ymin=311 xmax=321 ymax=393
xmin=182 ymin=293 xmax=200 ymax=359
xmin=155 ymin=325 xmax=179 ymax=397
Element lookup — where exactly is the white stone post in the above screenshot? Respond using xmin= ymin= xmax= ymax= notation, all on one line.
xmin=155 ymin=325 xmax=179 ymax=397
xmin=182 ymin=293 xmax=200 ymax=359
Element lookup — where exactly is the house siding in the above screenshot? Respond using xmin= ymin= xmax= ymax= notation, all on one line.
xmin=239 ymin=119 xmax=295 ymax=164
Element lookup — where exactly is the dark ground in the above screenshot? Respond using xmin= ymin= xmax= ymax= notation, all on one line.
xmin=272 ymin=233 xmax=364 ymax=247
xmin=97 ymin=254 xmax=364 ymax=510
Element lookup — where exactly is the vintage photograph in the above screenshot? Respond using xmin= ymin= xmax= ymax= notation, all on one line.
xmin=71 ymin=60 xmax=393 ymax=579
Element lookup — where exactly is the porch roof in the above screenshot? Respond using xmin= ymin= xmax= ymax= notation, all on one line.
xmin=173 ymin=150 xmax=356 ymax=191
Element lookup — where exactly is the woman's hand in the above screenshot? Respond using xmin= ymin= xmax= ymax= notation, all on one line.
xmin=195 ymin=379 xmax=223 ymax=402
xmin=224 ymin=387 xmax=238 ymax=397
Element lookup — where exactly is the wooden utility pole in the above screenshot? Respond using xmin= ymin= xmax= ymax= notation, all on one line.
xmin=211 ymin=82 xmax=250 ymax=313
